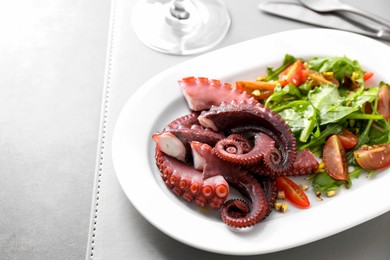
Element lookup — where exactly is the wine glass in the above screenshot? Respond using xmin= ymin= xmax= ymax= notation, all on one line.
xmin=131 ymin=0 xmax=231 ymax=55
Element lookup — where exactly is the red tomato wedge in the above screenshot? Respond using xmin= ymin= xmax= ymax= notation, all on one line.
xmin=337 ymin=129 xmax=358 ymax=150
xmin=354 ymin=144 xmax=390 ymax=170
xmin=323 ymin=135 xmax=349 ymax=181
xmin=377 ymin=84 xmax=390 ymax=120
xmin=275 ymin=176 xmax=310 ymax=208
xmin=278 ymin=59 xmax=305 ymax=86
xmin=363 ymin=72 xmax=374 ymax=81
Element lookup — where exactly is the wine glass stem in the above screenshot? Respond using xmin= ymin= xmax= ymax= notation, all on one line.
xmin=170 ymin=0 xmax=190 ymax=20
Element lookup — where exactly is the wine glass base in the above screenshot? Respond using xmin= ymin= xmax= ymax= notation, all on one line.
xmin=131 ymin=0 xmax=231 ymax=55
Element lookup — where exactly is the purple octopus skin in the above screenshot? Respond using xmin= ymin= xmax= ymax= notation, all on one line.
xmin=214 ymin=132 xmax=276 ymax=166
xmin=163 ymin=112 xmax=199 ymax=131
xmin=289 ymin=148 xmax=319 ymax=176
xmin=198 ymin=100 xmax=297 ymax=175
xmin=179 ymin=77 xmax=257 ymax=111
xmin=249 ymin=148 xmax=319 ymax=176
xmin=190 ymin=141 xmax=268 ymax=228
xmin=153 ymin=112 xmax=225 ymax=163
xmin=155 ymin=147 xmax=229 ymax=209
xmin=255 ymin=175 xmax=278 ymax=218
xmin=153 ymin=127 xmax=225 ymax=163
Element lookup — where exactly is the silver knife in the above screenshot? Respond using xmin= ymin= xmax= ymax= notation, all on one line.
xmin=258 ymin=0 xmax=390 ymax=41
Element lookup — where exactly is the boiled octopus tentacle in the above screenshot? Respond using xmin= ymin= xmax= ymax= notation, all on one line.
xmin=153 ymin=127 xmax=225 ymax=163
xmin=152 ymin=76 xmax=318 ymax=229
xmin=198 ymin=100 xmax=297 ymax=175
xmin=164 ymin=112 xmax=199 ymax=130
xmin=263 ymin=147 xmax=285 ymax=174
xmin=190 ymin=141 xmax=268 ymax=228
xmin=246 ymin=160 xmax=272 ymax=176
xmin=248 ymin=148 xmax=319 ymax=176
xmin=220 ymin=173 xmax=267 ymax=228
xmin=255 ymin=176 xmax=278 ymax=218
xmin=287 ymin=148 xmax=319 ymax=176
xmin=214 ymin=132 xmax=275 ymax=165
xmin=222 ymin=134 xmax=253 ymax=153
xmin=179 ymin=77 xmax=257 ymax=111
xmin=155 ymin=148 xmax=229 ymax=209
xmin=153 ymin=111 xmax=225 ymax=163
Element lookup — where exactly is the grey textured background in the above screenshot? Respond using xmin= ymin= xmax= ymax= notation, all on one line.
xmin=0 ymin=1 xmax=110 ymax=259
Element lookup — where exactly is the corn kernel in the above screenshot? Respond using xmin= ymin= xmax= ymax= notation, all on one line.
xmin=300 ymin=184 xmax=309 ymax=191
xmin=274 ymin=202 xmax=288 ymax=213
xmin=274 ymin=202 xmax=282 ymax=211
xmin=280 ymin=202 xmax=288 ymax=213
xmin=326 ymin=190 xmax=337 ymax=197
xmin=318 ymin=162 xmax=325 ymax=169
xmin=252 ymin=89 xmax=260 ymax=96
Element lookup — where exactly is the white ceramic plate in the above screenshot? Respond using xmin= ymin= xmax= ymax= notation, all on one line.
xmin=112 ymin=29 xmax=390 ymax=255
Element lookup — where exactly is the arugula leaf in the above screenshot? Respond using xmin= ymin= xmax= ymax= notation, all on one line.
xmin=369 ymin=121 xmax=390 ymax=144
xmin=312 ymin=172 xmax=345 ymax=191
xmin=265 ymin=54 xmax=297 ymax=81
xmin=345 ymin=112 xmax=383 ymax=120
xmin=278 ymin=103 xmax=318 ymax=142
xmin=308 ymin=84 xmax=357 ymax=125
xmin=354 ymin=90 xmax=380 ymax=148
xmin=265 ymin=84 xmax=302 ymax=107
xmin=349 ymin=166 xmax=363 ymax=179
xmin=306 ymin=85 xmax=380 ymax=125
xmin=307 ymin=56 xmax=363 ymax=84
xmin=265 ymin=84 xmax=318 ymax=142
xmin=300 ymin=124 xmax=343 ymax=151
xmin=347 ymin=86 xmax=378 ymax=108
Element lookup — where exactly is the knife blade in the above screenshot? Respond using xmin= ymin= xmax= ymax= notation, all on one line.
xmin=258 ymin=0 xmax=390 ymax=41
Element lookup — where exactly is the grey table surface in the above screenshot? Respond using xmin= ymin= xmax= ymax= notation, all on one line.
xmin=0 ymin=1 xmax=111 ymax=259
xmin=1 ymin=0 xmax=390 ymax=259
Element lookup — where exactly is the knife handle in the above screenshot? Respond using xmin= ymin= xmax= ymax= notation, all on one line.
xmin=338 ymin=3 xmax=390 ymax=31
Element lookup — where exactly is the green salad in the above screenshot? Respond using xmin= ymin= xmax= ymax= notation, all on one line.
xmin=236 ymin=54 xmax=390 ymax=194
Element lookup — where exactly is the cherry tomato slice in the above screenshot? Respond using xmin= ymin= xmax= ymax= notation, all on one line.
xmin=354 ymin=143 xmax=390 ymax=170
xmin=278 ymin=59 xmax=305 ymax=87
xmin=235 ymin=81 xmax=277 ymax=100
xmin=275 ymin=176 xmax=310 ymax=208
xmin=377 ymin=84 xmax=390 ymax=120
xmin=337 ymin=129 xmax=358 ymax=150
xmin=363 ymin=72 xmax=374 ymax=81
xmin=323 ymin=135 xmax=349 ymax=181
